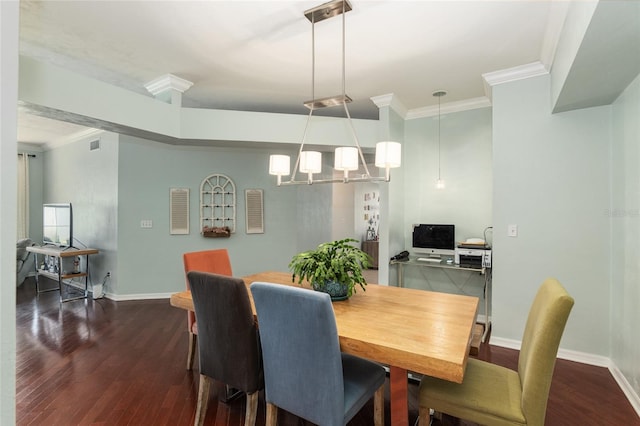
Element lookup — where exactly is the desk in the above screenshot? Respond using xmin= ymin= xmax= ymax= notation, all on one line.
xmin=391 ymin=258 xmax=492 ymax=342
xmin=170 ymin=271 xmax=479 ymax=426
xmin=27 ymin=245 xmax=99 ymax=303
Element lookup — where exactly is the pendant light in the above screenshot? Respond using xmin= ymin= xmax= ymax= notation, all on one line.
xmin=433 ymin=90 xmax=447 ymax=189
xmin=268 ymin=0 xmax=401 ymax=186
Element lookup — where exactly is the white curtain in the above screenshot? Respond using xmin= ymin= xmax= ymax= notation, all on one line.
xmin=17 ymin=153 xmax=30 ymax=239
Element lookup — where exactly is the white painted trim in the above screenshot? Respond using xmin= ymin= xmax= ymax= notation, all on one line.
xmin=371 ymin=93 xmax=408 ymax=119
xmin=144 ymin=73 xmax=194 ymax=96
xmin=482 ymin=61 xmax=549 ymax=100
xmin=491 ymin=337 xmax=640 ymax=418
xmin=406 ymin=97 xmax=492 ymax=120
xmin=610 ymin=363 xmax=640 ymax=417
xmin=105 ymin=292 xmax=173 ymax=301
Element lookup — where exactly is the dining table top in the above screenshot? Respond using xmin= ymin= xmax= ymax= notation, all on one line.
xmin=170 ymin=270 xmax=479 ymax=384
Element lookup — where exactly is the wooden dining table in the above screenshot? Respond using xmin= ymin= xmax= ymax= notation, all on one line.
xmin=170 ymin=271 xmax=479 ymax=426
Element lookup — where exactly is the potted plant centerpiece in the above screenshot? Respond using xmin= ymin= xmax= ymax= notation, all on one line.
xmin=289 ymin=238 xmax=372 ymax=300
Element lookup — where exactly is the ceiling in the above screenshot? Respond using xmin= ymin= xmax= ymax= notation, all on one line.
xmin=18 ymin=0 xmax=558 ymax=146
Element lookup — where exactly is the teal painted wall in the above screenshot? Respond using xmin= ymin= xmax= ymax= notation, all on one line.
xmin=611 ymin=72 xmax=640 ymax=396
xmin=116 ymin=135 xmax=300 ymax=296
xmin=492 ymin=73 xmax=610 ymax=355
xmin=399 ymin=107 xmax=492 ymax=307
xmin=42 ymin=133 xmax=119 ymax=295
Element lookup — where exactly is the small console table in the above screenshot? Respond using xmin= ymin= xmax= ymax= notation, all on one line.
xmin=27 ymin=245 xmax=99 ymax=303
xmin=390 ymin=257 xmax=492 ymax=341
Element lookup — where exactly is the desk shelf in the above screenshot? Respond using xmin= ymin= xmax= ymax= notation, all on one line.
xmin=37 ymin=269 xmax=88 ymax=281
xmin=27 ymin=245 xmax=99 ymax=303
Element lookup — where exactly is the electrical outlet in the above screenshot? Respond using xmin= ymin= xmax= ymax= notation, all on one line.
xmin=140 ymin=219 xmax=153 ymax=228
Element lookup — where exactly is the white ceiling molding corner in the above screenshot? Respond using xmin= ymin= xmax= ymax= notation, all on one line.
xmin=482 ymin=61 xmax=549 ymax=101
xmin=371 ymin=93 xmax=408 ymax=120
xmin=144 ymin=74 xmax=194 ymax=96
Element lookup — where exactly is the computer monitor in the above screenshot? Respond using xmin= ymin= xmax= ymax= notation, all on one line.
xmin=412 ymin=224 xmax=455 ymax=258
xmin=43 ymin=203 xmax=73 ymax=247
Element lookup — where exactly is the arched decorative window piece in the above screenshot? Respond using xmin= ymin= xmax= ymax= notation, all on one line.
xmin=200 ymin=174 xmax=236 ymax=237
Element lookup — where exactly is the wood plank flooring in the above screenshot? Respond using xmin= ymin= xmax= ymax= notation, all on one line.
xmin=16 ymin=278 xmax=640 ymax=425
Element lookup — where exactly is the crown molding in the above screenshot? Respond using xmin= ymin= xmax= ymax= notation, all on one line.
xmin=144 ymin=73 xmax=194 ymax=96
xmin=406 ymin=96 xmax=491 ymax=120
xmin=371 ymin=93 xmax=408 ymax=119
xmin=45 ymin=128 xmax=105 ymax=150
xmin=482 ymin=61 xmax=549 ymax=100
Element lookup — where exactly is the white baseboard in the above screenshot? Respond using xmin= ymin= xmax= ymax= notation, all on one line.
xmin=491 ymin=337 xmax=640 ymax=418
xmin=104 ymin=292 xmax=173 ymax=301
xmin=609 ymin=363 xmax=640 ymax=417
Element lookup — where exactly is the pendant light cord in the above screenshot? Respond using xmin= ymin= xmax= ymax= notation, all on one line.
xmin=438 ymin=94 xmax=441 ymax=180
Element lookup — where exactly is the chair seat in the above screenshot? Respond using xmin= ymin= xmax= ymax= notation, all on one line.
xmin=342 ymin=353 xmax=386 ymax=423
xmin=419 ymin=358 xmax=527 ymax=426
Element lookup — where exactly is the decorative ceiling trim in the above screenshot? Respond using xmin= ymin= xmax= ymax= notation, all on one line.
xmin=405 ymin=96 xmax=492 ymax=120
xmin=144 ymin=73 xmax=194 ymax=96
xmin=482 ymin=61 xmax=549 ymax=101
xmin=371 ymin=93 xmax=408 ymax=119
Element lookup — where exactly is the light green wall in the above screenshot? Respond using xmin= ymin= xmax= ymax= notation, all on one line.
xmin=42 ymin=133 xmax=119 ymax=296
xmin=116 ymin=135 xmax=300 ymax=296
xmin=611 ymin=72 xmax=640 ymax=396
xmin=400 ymin=107 xmax=492 ymax=303
xmin=404 ymin=107 xmax=493 ymax=241
xmin=492 ymin=73 xmax=610 ymax=355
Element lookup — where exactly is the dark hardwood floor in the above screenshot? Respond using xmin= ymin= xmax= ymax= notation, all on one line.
xmin=16 ymin=278 xmax=639 ymax=425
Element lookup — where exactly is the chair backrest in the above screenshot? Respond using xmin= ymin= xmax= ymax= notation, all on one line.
xmin=183 ymin=249 xmax=233 ymax=330
xmin=518 ymin=278 xmax=574 ymax=425
xmin=187 ymin=271 xmax=263 ymax=393
xmin=250 ymin=282 xmax=345 ymax=426
xmin=183 ymin=249 xmax=233 ymax=278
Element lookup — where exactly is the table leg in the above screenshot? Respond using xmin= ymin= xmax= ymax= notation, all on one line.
xmin=389 ymin=365 xmax=409 ymax=426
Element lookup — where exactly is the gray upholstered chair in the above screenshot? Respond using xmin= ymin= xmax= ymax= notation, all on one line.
xmin=17 ymin=238 xmax=36 ymax=287
xmin=187 ymin=271 xmax=263 ymax=426
xmin=250 ymin=281 xmax=385 ymax=426
xmin=183 ymin=249 xmax=233 ymax=370
xmin=418 ymin=278 xmax=574 ymax=426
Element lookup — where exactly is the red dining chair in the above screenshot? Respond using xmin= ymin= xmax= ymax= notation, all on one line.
xmin=182 ymin=249 xmax=233 ymax=370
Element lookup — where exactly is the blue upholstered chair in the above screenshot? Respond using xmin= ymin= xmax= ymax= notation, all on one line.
xmin=188 ymin=271 xmax=263 ymax=426
xmin=250 ymin=282 xmax=385 ymax=426
xmin=418 ymin=278 xmax=574 ymax=426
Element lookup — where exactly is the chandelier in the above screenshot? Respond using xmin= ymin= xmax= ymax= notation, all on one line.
xmin=269 ymin=0 xmax=401 ymax=186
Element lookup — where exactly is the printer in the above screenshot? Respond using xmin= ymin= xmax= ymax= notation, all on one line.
xmin=455 ymin=244 xmax=492 ymax=268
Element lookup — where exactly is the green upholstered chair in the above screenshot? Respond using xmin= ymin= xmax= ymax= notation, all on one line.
xmin=418 ymin=278 xmax=574 ymax=426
